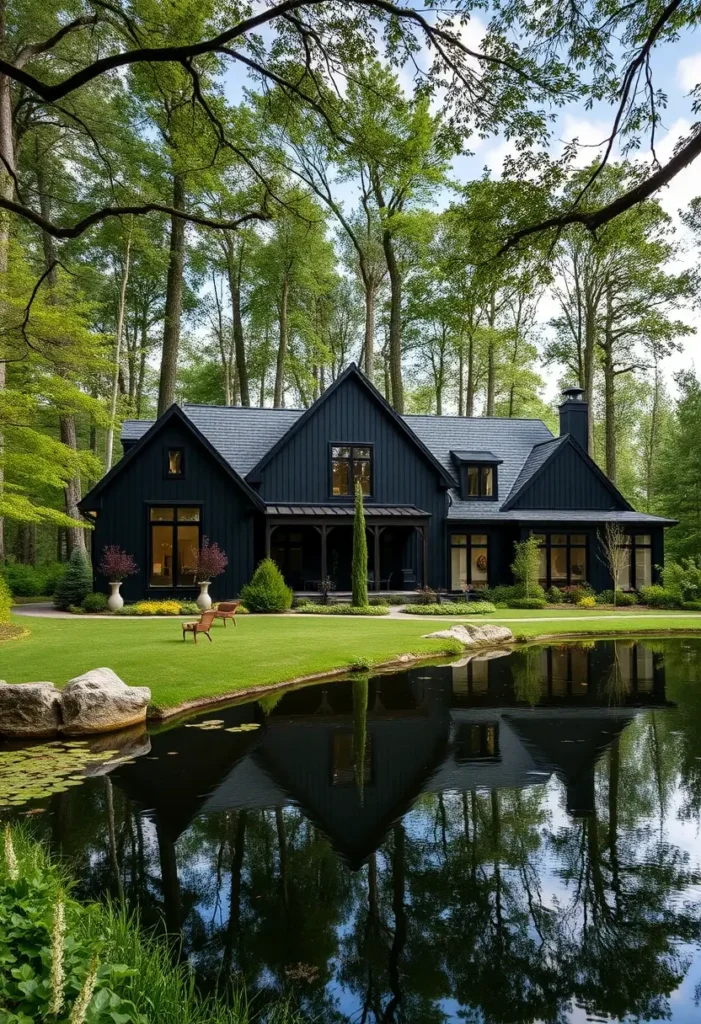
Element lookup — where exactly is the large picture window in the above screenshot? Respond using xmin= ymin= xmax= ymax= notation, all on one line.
xmin=533 ymin=533 xmax=587 ymax=587
xmin=616 ymin=533 xmax=652 ymax=590
xmin=149 ymin=506 xmax=200 ymax=587
xmin=450 ymin=534 xmax=488 ymax=590
xmin=331 ymin=445 xmax=372 ymax=496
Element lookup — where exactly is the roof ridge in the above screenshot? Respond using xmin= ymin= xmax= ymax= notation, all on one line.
xmin=183 ymin=402 xmax=305 ymax=412
xmin=402 ymin=413 xmax=551 ymax=425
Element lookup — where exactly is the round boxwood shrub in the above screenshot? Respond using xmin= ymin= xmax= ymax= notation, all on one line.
xmin=240 ymin=558 xmax=293 ymax=613
xmin=82 ymin=591 xmax=108 ymax=612
xmin=53 ymin=549 xmax=93 ymax=610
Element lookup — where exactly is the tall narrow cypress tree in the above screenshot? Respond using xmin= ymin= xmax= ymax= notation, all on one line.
xmin=352 ymin=482 xmax=368 ymax=607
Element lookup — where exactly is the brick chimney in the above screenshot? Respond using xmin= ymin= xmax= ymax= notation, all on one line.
xmin=559 ymin=387 xmax=588 ymax=451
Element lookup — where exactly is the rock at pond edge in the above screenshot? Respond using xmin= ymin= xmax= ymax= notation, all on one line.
xmin=0 ymin=682 xmax=62 ymax=738
xmin=60 ymin=668 xmax=151 ymax=736
xmin=424 ymin=623 xmax=515 ymax=647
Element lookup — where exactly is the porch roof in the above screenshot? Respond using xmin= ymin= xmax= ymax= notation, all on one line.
xmin=265 ymin=502 xmax=430 ymax=519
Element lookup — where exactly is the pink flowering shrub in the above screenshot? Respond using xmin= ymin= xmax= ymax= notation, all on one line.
xmin=194 ymin=537 xmax=228 ymax=581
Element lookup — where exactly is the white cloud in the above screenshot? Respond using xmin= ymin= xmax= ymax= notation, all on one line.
xmin=677 ymin=53 xmax=701 ymax=92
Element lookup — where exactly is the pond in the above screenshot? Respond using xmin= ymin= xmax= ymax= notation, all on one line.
xmin=3 ymin=637 xmax=701 ymax=1023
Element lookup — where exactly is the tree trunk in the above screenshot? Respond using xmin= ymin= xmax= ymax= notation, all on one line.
xmin=273 ymin=275 xmax=289 ymax=408
xmin=466 ymin=334 xmax=475 ymax=416
xmin=105 ymin=226 xmax=132 ymax=469
xmin=602 ymin=287 xmax=616 ymax=484
xmin=136 ymin=316 xmax=148 ymax=418
xmin=381 ymin=230 xmax=403 ymax=411
xmin=583 ymin=289 xmax=597 ymax=454
xmin=457 ymin=348 xmax=464 ymax=417
xmin=364 ymin=281 xmax=375 ymax=380
xmin=227 ymin=244 xmax=250 ymax=406
xmin=486 ymin=339 xmax=495 ymax=416
xmin=157 ymin=173 xmax=185 ymax=416
xmin=0 ymin=61 xmax=13 ymax=564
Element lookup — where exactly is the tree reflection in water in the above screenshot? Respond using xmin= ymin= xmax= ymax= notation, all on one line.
xmin=11 ymin=638 xmax=701 ymax=1024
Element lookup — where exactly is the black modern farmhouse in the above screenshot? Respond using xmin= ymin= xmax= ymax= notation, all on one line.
xmin=79 ymin=364 xmax=675 ymax=602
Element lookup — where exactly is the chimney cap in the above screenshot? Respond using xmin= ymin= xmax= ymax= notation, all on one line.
xmin=561 ymin=386 xmax=586 ymax=403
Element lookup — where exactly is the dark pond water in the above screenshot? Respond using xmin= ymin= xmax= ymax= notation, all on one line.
xmin=3 ymin=637 xmax=701 ymax=1023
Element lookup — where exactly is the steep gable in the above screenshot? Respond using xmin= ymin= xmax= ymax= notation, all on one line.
xmin=503 ymin=435 xmax=633 ymax=512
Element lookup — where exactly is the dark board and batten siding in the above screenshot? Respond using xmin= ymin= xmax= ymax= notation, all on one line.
xmin=510 ymin=444 xmax=627 ymax=511
xmin=90 ymin=419 xmax=257 ymax=602
xmin=255 ymin=375 xmax=449 ymax=589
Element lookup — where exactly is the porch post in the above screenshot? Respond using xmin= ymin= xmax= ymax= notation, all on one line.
xmin=373 ymin=526 xmax=381 ymax=592
xmin=265 ymin=522 xmax=273 ymax=559
xmin=320 ymin=524 xmax=328 ymax=582
xmin=422 ymin=524 xmax=429 ymax=588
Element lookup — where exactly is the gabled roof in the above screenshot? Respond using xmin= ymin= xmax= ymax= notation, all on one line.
xmin=502 ymin=433 xmax=634 ymax=512
xmin=80 ymin=404 xmax=266 ymax=512
xmin=245 ymin=363 xmax=456 ymax=488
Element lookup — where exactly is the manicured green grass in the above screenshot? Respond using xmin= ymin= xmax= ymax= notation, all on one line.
xmin=4 ymin=609 xmax=701 ymax=713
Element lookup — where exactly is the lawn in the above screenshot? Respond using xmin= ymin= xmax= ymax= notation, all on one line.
xmin=3 ymin=609 xmax=701 ymax=713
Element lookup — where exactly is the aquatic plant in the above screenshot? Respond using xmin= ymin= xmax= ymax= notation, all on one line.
xmin=0 ymin=741 xmax=119 ymax=808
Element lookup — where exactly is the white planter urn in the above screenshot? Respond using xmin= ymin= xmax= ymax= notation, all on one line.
xmin=107 ymin=581 xmax=124 ymax=612
xmin=197 ymin=581 xmax=212 ymax=610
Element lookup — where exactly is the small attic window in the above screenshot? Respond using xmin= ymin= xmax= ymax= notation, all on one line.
xmin=450 ymin=451 xmax=501 ymax=501
xmin=167 ymin=448 xmax=184 ymax=477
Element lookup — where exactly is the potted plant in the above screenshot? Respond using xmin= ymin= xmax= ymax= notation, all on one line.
xmin=99 ymin=546 xmax=138 ymax=611
xmin=194 ymin=537 xmax=228 ymax=609
xmin=317 ymin=576 xmax=336 ymax=606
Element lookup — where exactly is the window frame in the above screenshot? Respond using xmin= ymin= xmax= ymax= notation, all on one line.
xmin=147 ymin=503 xmax=202 ymax=589
xmin=329 ymin=442 xmax=374 ymax=500
xmin=165 ymin=446 xmax=185 ymax=479
xmin=616 ymin=532 xmax=652 ymax=590
xmin=534 ymin=532 xmax=588 ymax=588
xmin=449 ymin=533 xmax=489 ymax=591
xmin=460 ymin=463 xmax=498 ymax=501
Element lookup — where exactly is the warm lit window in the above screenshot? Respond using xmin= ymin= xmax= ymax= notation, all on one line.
xmin=616 ymin=533 xmax=652 ymax=590
xmin=450 ymin=534 xmax=488 ymax=590
xmin=464 ymin=465 xmax=495 ymax=498
xmin=167 ymin=448 xmax=184 ymax=477
xmin=149 ymin=506 xmax=200 ymax=587
xmin=534 ymin=533 xmax=587 ymax=587
xmin=331 ymin=445 xmax=372 ymax=496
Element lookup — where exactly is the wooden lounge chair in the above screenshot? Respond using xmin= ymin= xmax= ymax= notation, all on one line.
xmin=213 ymin=600 xmax=241 ymax=626
xmin=182 ymin=610 xmax=216 ymax=643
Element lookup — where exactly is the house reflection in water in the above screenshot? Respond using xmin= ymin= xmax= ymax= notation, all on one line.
xmin=115 ymin=639 xmax=670 ymax=869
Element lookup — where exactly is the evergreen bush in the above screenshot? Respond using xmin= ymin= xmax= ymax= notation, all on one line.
xmin=240 ymin=558 xmax=293 ymax=612
xmin=545 ymin=586 xmax=563 ymax=604
xmin=352 ymin=482 xmax=368 ymax=607
xmin=53 ymin=549 xmax=93 ymax=610
xmin=0 ymin=575 xmax=11 ymax=624
xmin=81 ymin=592 xmax=108 ymax=612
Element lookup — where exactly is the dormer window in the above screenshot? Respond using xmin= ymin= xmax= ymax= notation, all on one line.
xmin=451 ymin=451 xmax=501 ymax=501
xmin=167 ymin=448 xmax=184 ymax=477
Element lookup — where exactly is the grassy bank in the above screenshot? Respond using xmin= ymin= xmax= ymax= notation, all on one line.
xmin=4 ymin=610 xmax=701 ymax=713
xmin=0 ymin=826 xmax=300 ymax=1024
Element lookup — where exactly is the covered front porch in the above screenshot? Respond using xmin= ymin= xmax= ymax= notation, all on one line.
xmin=264 ymin=504 xmax=430 ymax=594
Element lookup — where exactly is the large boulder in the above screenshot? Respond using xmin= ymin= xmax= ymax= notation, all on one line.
xmin=61 ymin=667 xmax=151 ymax=736
xmin=425 ymin=623 xmax=515 ymax=648
xmin=0 ymin=681 xmax=62 ymax=738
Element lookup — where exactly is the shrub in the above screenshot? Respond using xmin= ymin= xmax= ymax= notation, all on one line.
xmin=576 ymin=595 xmax=597 ymax=608
xmin=67 ymin=603 xmax=86 ymax=614
xmin=595 ymin=589 xmax=614 ymax=604
xmin=240 ymin=558 xmax=293 ymax=612
xmin=385 ymin=594 xmax=408 ymax=605
xmin=545 ymin=586 xmax=564 ymax=604
xmin=98 ymin=545 xmax=138 ymax=582
xmin=507 ymin=598 xmax=548 ymax=609
xmin=401 ymin=601 xmax=497 ymax=615
xmin=638 ymin=585 xmax=682 ymax=609
xmin=661 ymin=557 xmax=701 ymax=602
xmin=179 ymin=601 xmax=202 ymax=614
xmin=295 ymin=603 xmax=389 ymax=615
xmin=511 ymin=536 xmax=545 ymax=601
xmin=414 ymin=585 xmax=437 ymax=605
xmin=1 ymin=561 xmax=64 ymax=597
xmin=0 ymin=575 xmax=12 ymax=623
xmin=82 ymin=591 xmax=108 ymax=612
xmin=194 ymin=537 xmax=228 ymax=581
xmin=483 ymin=585 xmax=519 ymax=605
xmin=53 ymin=548 xmax=93 ymax=610
xmin=682 ymin=600 xmax=701 ymax=611
xmin=615 ymin=590 xmax=638 ymax=606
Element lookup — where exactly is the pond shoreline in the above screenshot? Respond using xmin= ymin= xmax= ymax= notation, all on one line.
xmin=146 ymin=626 xmax=701 ymax=721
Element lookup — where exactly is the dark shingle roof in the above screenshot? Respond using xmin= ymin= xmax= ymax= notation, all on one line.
xmin=504 ymin=436 xmax=567 ymax=505
xmin=450 ymin=450 xmax=502 ymax=463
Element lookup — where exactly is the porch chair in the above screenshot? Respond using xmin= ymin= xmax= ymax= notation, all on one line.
xmin=213 ymin=600 xmax=241 ymax=626
xmin=182 ymin=610 xmax=216 ymax=643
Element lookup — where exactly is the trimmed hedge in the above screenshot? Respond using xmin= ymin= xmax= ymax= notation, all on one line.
xmin=507 ymin=598 xmax=547 ymax=610
xmin=401 ymin=601 xmax=497 ymax=615
xmin=295 ymin=604 xmax=389 ymax=615
xmin=638 ymin=585 xmax=682 ymax=609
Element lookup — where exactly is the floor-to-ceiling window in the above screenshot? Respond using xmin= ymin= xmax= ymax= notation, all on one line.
xmin=450 ymin=534 xmax=488 ymax=590
xmin=149 ymin=507 xmax=200 ymax=588
xmin=533 ymin=533 xmax=587 ymax=587
xmin=616 ymin=533 xmax=652 ymax=590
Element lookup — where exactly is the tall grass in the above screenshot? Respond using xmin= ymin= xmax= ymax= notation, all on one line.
xmin=1 ymin=825 xmax=304 ymax=1024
